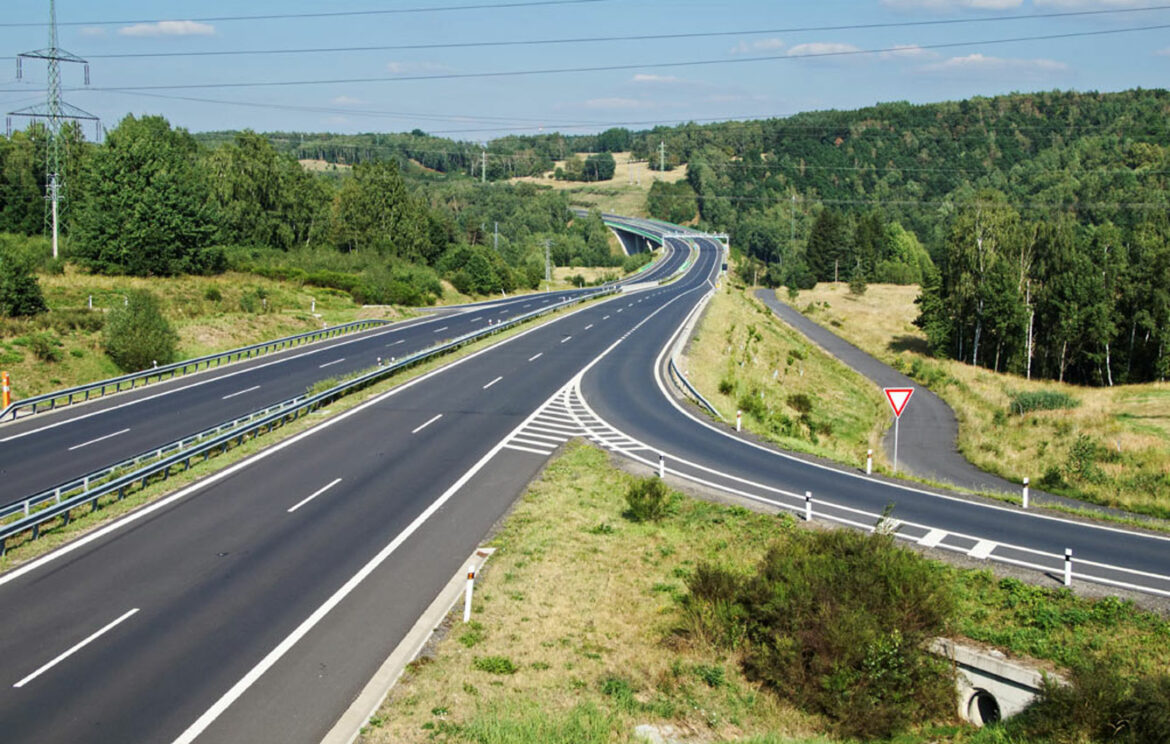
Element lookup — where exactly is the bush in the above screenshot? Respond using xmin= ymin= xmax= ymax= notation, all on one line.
xmin=203 ymin=286 xmax=223 ymax=302
xmin=28 ymin=331 xmax=63 ymax=362
xmin=472 ymin=655 xmax=517 ymax=675
xmin=1009 ymin=390 xmax=1080 ymax=415
xmin=624 ymin=477 xmax=670 ymax=523
xmin=0 ymin=253 xmax=47 ymax=318
xmin=103 ymin=290 xmax=178 ymax=372
xmin=683 ymin=529 xmax=956 ymax=739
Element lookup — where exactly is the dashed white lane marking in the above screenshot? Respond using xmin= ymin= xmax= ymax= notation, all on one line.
xmin=602 ymin=315 xmax=610 ymax=320
xmin=528 ymin=353 xmax=543 ymax=362
xmin=221 ymin=385 xmax=261 ymax=400
xmin=288 ymin=477 xmax=343 ymax=513
xmin=585 ymin=324 xmax=594 ymax=330
xmin=469 ymin=317 xmax=483 ymax=322
xmin=616 ymin=309 xmax=623 ymax=313
xmin=411 ymin=414 xmax=443 ymax=434
xmin=67 ymin=428 xmax=130 ymax=451
xmin=483 ymin=376 xmax=503 ymax=390
xmin=523 ymin=304 xmax=531 ymax=308
xmin=432 ymin=326 xmax=449 ymax=333
xmin=561 ymin=336 xmax=572 ymax=343
xmin=14 ymin=608 xmax=140 ymax=688
xmin=968 ymin=539 xmax=997 ymax=559
xmin=918 ymin=528 xmax=947 ymax=548
xmin=318 ymin=358 xmax=345 ymax=369
xmin=386 ymin=339 xmax=405 ymax=347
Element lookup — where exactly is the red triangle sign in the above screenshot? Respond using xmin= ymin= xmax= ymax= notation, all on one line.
xmin=884 ymin=387 xmax=914 ymax=418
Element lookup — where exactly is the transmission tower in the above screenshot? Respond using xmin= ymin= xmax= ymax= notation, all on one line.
xmin=6 ymin=0 xmax=100 ymax=259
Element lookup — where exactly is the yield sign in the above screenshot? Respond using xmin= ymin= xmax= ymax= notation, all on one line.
xmin=884 ymin=387 xmax=914 ymax=418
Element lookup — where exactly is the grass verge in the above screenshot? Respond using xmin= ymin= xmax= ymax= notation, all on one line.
xmin=783 ymin=283 xmax=1170 ymax=519
xmin=0 ymin=293 xmax=610 ymax=572
xmin=680 ymin=282 xmax=887 ymax=470
xmin=358 ymin=441 xmax=1170 ymax=744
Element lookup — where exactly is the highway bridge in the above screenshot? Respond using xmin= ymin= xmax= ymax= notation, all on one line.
xmin=0 ymin=216 xmax=1166 ymax=743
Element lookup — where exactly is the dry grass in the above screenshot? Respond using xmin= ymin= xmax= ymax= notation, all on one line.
xmin=298 ymin=158 xmax=352 ymax=172
xmin=509 ymin=152 xmax=689 ymax=218
xmin=681 ymin=284 xmax=887 ymax=469
xmin=360 ymin=441 xmax=824 ymax=744
xmin=784 ymin=283 xmax=1170 ymax=517
xmin=0 ymin=267 xmax=400 ymax=399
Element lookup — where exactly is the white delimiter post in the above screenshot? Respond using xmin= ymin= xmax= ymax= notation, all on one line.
xmin=804 ymin=491 xmax=812 ymax=522
xmin=866 ymin=449 xmax=873 ymax=475
xmin=736 ymin=410 xmax=742 ymax=432
xmin=463 ymin=565 xmax=476 ymax=622
xmin=1022 ymin=477 xmax=1030 ymax=509
xmin=658 ymin=453 xmax=665 ymax=478
xmin=1063 ymin=549 xmax=1073 ymax=587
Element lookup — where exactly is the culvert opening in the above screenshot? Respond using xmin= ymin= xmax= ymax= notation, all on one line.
xmin=967 ymin=689 xmax=1001 ymax=726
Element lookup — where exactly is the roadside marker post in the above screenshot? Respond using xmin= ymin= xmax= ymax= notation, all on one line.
xmin=658 ymin=453 xmax=665 ymax=478
xmin=805 ymin=490 xmax=812 ymax=522
xmin=736 ymin=410 xmax=742 ymax=432
xmin=1064 ymin=549 xmax=1073 ymax=587
xmin=866 ymin=449 xmax=873 ymax=475
xmin=1022 ymin=477 xmax=1030 ymax=509
xmin=463 ymin=566 xmax=476 ymax=622
xmin=883 ymin=388 xmax=914 ymax=474
xmin=2 ymin=371 xmax=9 ymax=409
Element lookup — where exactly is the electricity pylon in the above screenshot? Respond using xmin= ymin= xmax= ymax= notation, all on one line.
xmin=7 ymin=0 xmax=100 ymax=259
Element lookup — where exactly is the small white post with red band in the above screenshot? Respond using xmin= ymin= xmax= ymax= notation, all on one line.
xmin=736 ymin=410 xmax=742 ymax=432
xmin=2 ymin=371 xmax=10 ymax=409
xmin=463 ymin=565 xmax=476 ymax=622
xmin=866 ymin=449 xmax=873 ymax=475
xmin=883 ymin=388 xmax=914 ymax=474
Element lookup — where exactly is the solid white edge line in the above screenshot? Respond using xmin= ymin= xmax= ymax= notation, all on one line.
xmin=482 ymin=376 xmax=503 ymax=390
xmin=170 ymin=377 xmax=585 ymax=744
xmin=221 ymin=385 xmax=261 ymax=401
xmin=0 ymin=286 xmax=617 ymax=591
xmin=0 ymin=318 xmax=445 ymax=443
xmin=318 ymin=358 xmax=346 ymax=369
xmin=411 ymin=414 xmax=443 ymax=434
xmin=14 ymin=608 xmax=139 ymax=688
xmin=67 ymin=428 xmax=131 ymax=451
xmin=287 ymin=477 xmax=343 ymax=514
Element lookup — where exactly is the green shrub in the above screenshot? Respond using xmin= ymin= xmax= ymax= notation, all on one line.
xmin=1009 ymin=390 xmax=1080 ymax=415
xmin=203 ymin=286 xmax=223 ymax=302
xmin=102 ymin=290 xmax=178 ymax=372
xmin=0 ymin=252 xmax=47 ymax=318
xmin=458 ymin=621 xmax=486 ymax=648
xmin=473 ymin=655 xmax=517 ymax=675
xmin=28 ymin=331 xmax=62 ymax=362
xmin=717 ymin=377 xmax=734 ymax=395
xmin=786 ymin=393 xmax=813 ymax=415
xmin=683 ymin=529 xmax=955 ymax=739
xmin=624 ymin=477 xmax=671 ymax=523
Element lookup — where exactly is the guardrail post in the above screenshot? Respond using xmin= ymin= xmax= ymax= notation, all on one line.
xmin=805 ymin=491 xmax=813 ymax=522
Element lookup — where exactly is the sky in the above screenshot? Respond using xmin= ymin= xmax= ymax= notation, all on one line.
xmin=1 ymin=0 xmax=1169 ymax=142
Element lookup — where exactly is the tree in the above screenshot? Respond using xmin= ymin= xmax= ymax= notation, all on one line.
xmin=73 ymin=115 xmax=219 ymax=276
xmin=329 ymin=161 xmax=432 ymax=261
xmin=646 ymin=181 xmax=697 ymax=224
xmin=582 ymin=152 xmax=615 ymax=182
xmin=805 ymin=208 xmax=849 ymax=282
xmin=103 ymin=290 xmax=178 ymax=372
xmin=0 ymin=252 xmax=47 ymax=317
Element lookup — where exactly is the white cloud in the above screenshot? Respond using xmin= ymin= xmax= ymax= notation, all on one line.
xmin=1157 ymin=47 xmax=1170 ymax=56
xmin=882 ymin=44 xmax=938 ymax=59
xmin=118 ymin=20 xmax=215 ymax=37
xmin=917 ymin=53 xmax=1070 ymax=78
xmin=330 ymin=96 xmax=365 ymax=106
xmin=787 ymin=42 xmax=863 ymax=59
xmin=730 ymin=38 xmax=785 ymax=55
xmin=385 ymin=61 xmax=451 ymax=75
xmin=1033 ymin=0 xmax=1146 ymax=8
xmin=631 ymin=73 xmax=683 ymax=84
xmin=79 ymin=27 xmax=106 ymax=37
xmin=882 ymin=0 xmax=1023 ymax=9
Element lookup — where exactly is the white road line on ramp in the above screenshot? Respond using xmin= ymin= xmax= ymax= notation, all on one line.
xmin=918 ymin=529 xmax=947 ymax=548
xmin=482 ymin=376 xmax=503 ymax=390
xmin=14 ymin=608 xmax=139 ymax=688
xmin=67 ymin=428 xmax=130 ymax=451
xmin=968 ymin=540 xmax=997 ymax=559
xmin=318 ymin=358 xmax=346 ymax=369
xmin=528 ymin=353 xmax=542 ymax=362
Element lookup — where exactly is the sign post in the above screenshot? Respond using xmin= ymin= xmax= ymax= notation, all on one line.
xmin=883 ymin=387 xmax=914 ymax=473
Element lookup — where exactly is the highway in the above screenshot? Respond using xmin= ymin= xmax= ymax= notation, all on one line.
xmin=2 ymin=218 xmax=1167 ymax=744
xmin=0 ymin=226 xmax=706 ymax=742
xmin=0 ymin=242 xmax=685 ymax=505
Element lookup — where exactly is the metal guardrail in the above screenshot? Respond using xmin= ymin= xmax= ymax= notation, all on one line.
xmin=0 ymin=286 xmax=614 ymax=555
xmin=668 ymin=359 xmax=721 ymax=419
xmin=0 ymin=397 xmax=306 ymax=522
xmin=0 ymin=318 xmax=392 ymax=422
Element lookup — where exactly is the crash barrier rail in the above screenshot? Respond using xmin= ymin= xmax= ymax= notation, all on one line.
xmin=0 ymin=287 xmax=614 ymax=555
xmin=0 ymin=397 xmax=306 ymax=520
xmin=0 ymin=319 xmax=392 ymax=422
xmin=664 ymin=286 xmax=722 ymax=420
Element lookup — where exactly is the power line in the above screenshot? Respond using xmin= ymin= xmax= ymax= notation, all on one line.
xmin=31 ymin=23 xmax=1168 ymax=93
xmin=0 ymin=0 xmax=607 ymax=28
xmin=3 ymin=4 xmax=1167 ymax=60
